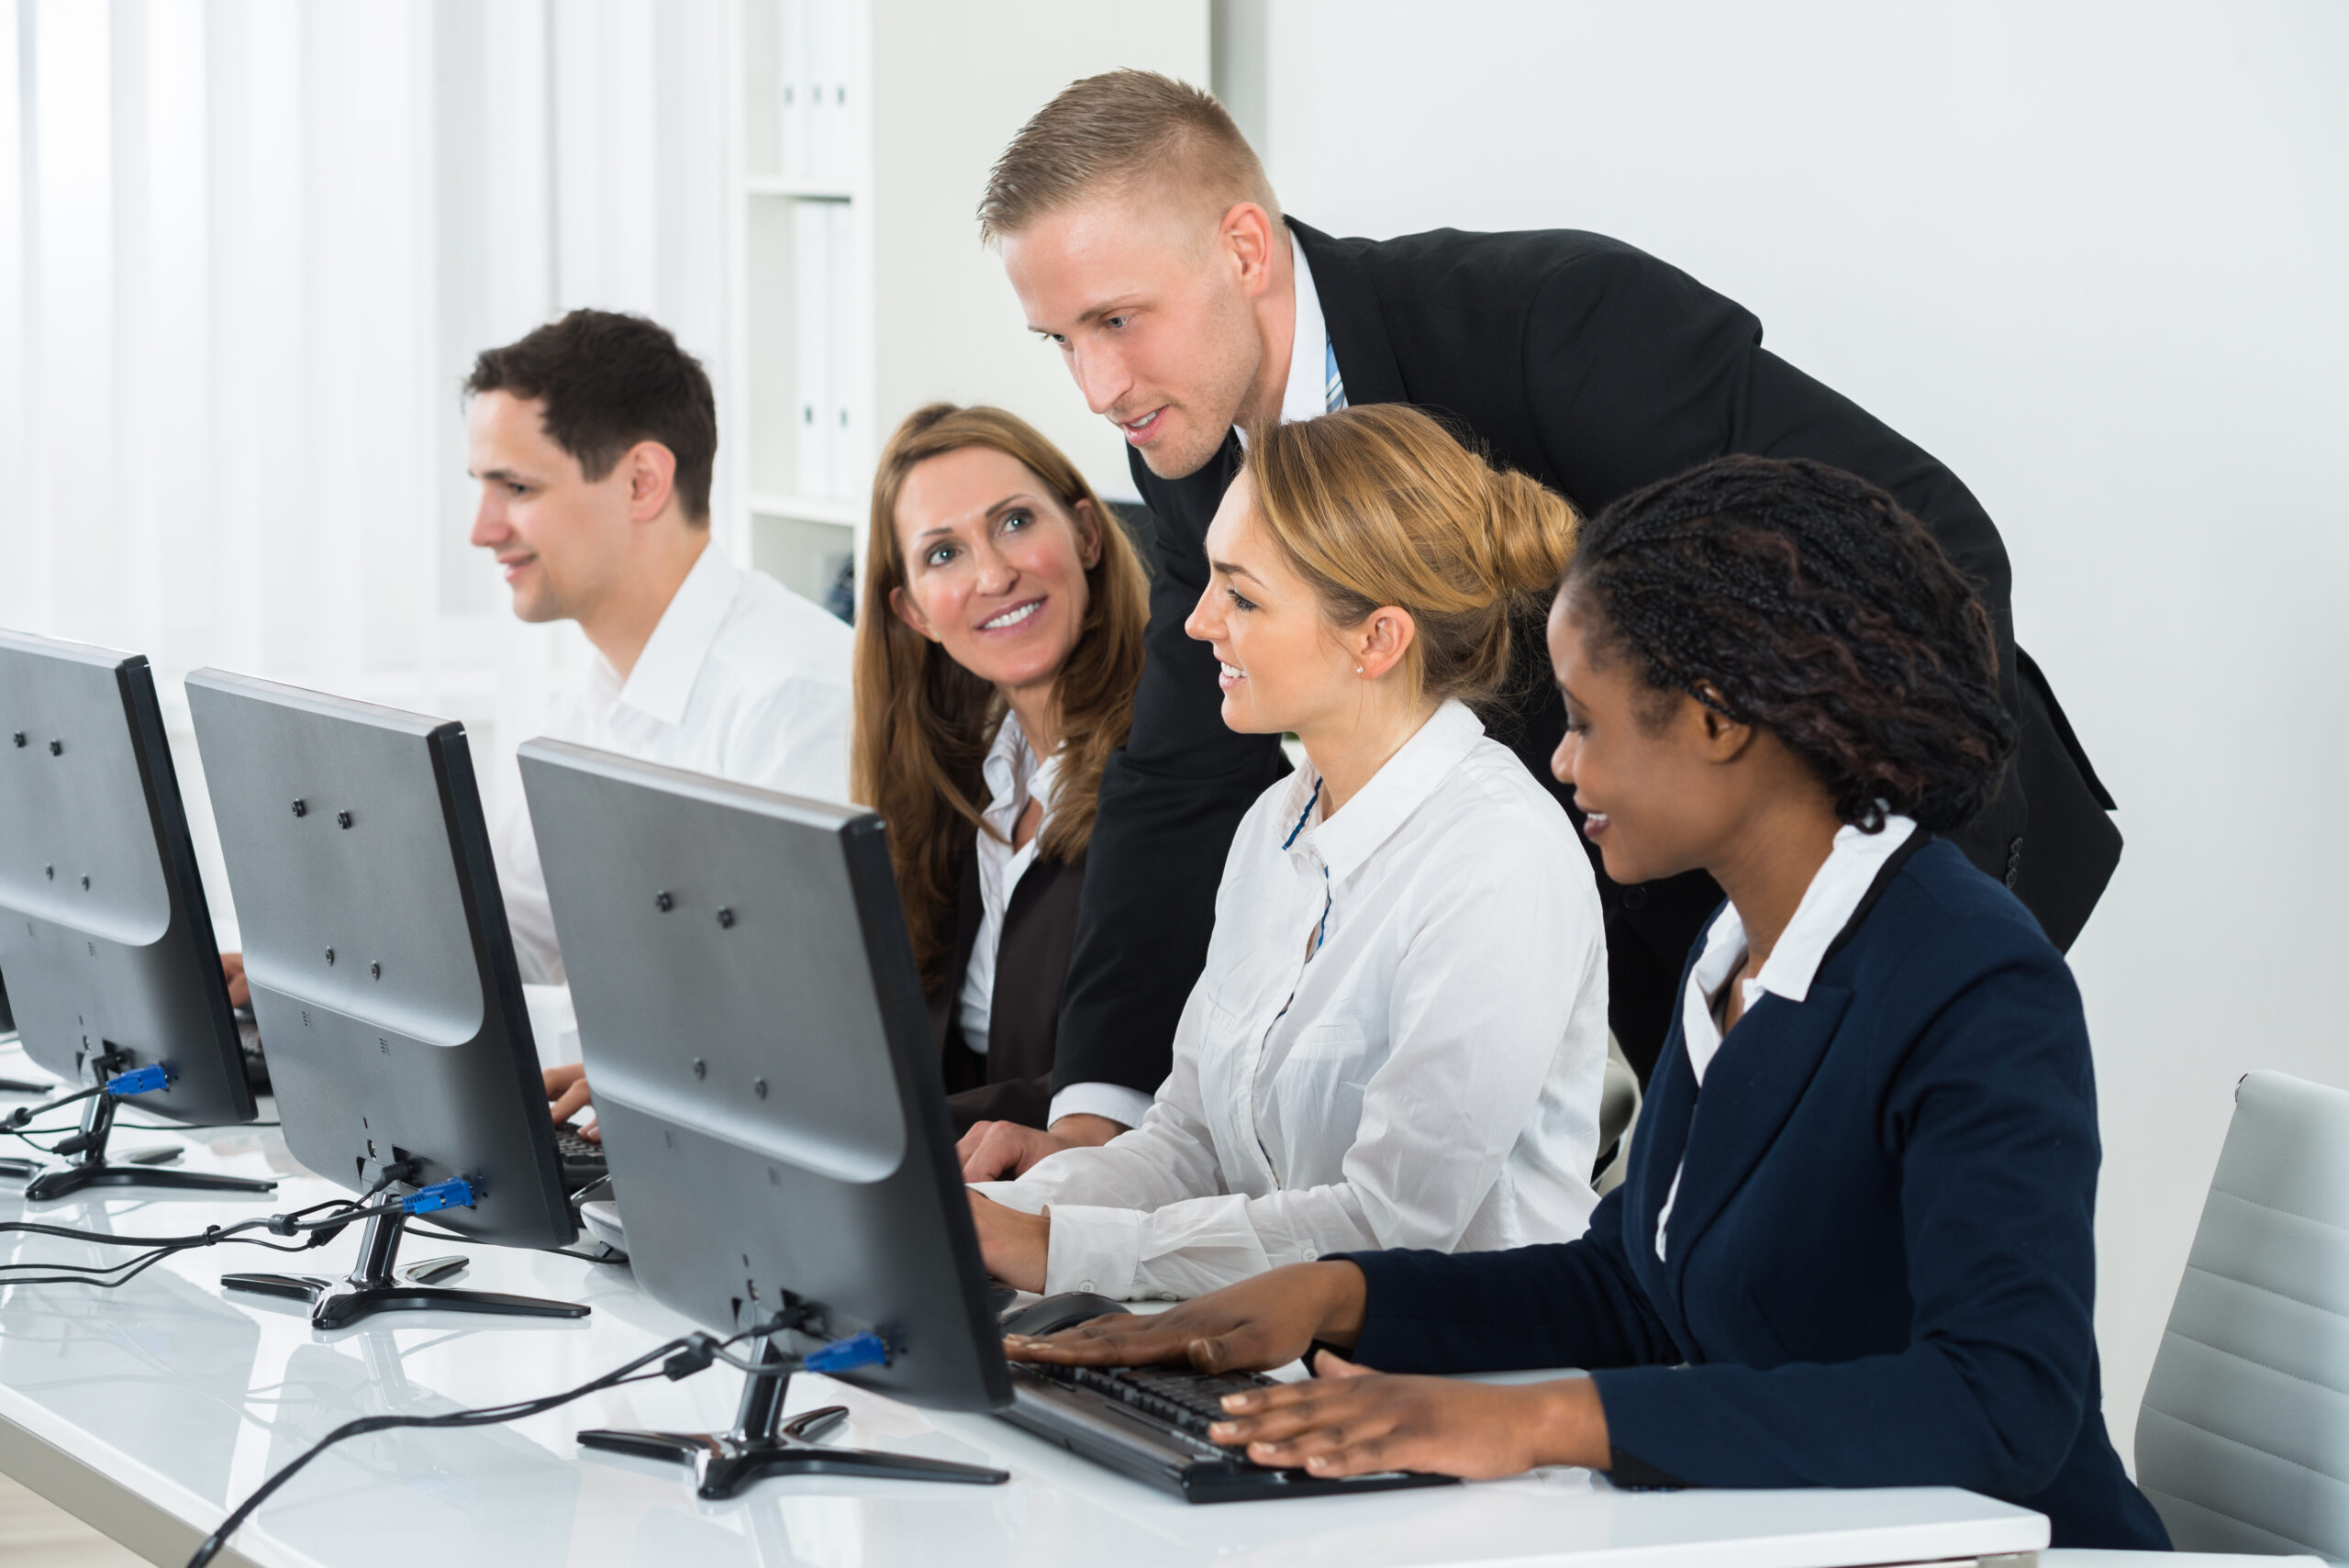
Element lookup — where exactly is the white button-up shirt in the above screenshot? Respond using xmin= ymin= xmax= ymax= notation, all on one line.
xmin=1653 ymin=813 xmax=1920 ymax=1262
xmin=495 ymin=540 xmax=854 ymax=984
xmin=957 ymin=713 xmax=1063 ymax=1056
xmin=979 ymin=700 xmax=1609 ymax=1300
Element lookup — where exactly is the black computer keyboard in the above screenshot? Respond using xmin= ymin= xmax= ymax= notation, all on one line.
xmin=233 ymin=1006 xmax=271 ymax=1095
xmin=552 ymin=1126 xmax=607 ymax=1187
xmin=1001 ymin=1362 xmax=1454 ymax=1504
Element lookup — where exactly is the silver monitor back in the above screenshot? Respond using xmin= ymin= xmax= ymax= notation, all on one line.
xmin=518 ymin=738 xmax=1010 ymax=1414
xmin=184 ymin=670 xmax=573 ymax=1247
xmin=0 ymin=630 xmax=254 ymax=1122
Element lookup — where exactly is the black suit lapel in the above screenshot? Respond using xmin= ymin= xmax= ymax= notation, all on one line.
xmin=1656 ymin=828 xmax=1930 ymax=1292
xmin=1660 ymin=983 xmax=1854 ymax=1305
xmin=930 ymin=846 xmax=985 ymax=1053
xmin=1620 ymin=1002 xmax=1705 ymax=1360
xmin=1290 ymin=218 xmax=1408 ymax=408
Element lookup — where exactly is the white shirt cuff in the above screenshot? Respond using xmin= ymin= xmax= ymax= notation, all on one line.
xmin=969 ymin=1179 xmax=1044 ymax=1214
xmin=1048 ymin=1082 xmax=1155 ymax=1132
xmin=1041 ymin=1203 xmax=1144 ymax=1299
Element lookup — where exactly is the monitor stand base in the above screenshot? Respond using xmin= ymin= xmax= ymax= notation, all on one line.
xmin=25 ymin=1161 xmax=277 ymax=1202
xmin=6 ymin=1074 xmax=276 ymax=1204
xmin=222 ymin=1207 xmax=588 ymax=1330
xmin=579 ymin=1342 xmax=1008 ymax=1498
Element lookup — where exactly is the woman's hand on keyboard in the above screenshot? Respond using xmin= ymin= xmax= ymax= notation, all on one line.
xmin=1003 ymin=1261 xmax=1369 ymax=1373
xmin=1206 ymin=1352 xmax=1611 ymax=1479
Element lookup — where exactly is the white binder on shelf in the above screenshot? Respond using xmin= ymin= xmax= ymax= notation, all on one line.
xmin=793 ymin=197 xmax=833 ymax=502
xmin=776 ymin=0 xmax=807 ymax=178
xmin=806 ymin=0 xmax=841 ymax=181
xmin=827 ymin=201 xmax=859 ymax=500
xmin=831 ymin=0 xmax=857 ymax=182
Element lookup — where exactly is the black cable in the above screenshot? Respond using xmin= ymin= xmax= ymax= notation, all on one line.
xmin=0 ymin=1082 xmax=108 ymax=1131
xmin=0 ymin=1201 xmax=383 ymax=1290
xmin=115 ymin=1119 xmax=283 ymax=1131
xmin=185 ymin=1323 xmax=788 ymax=1568
xmin=5 ymin=1118 xmax=282 ymax=1142
xmin=0 ymin=1199 xmax=374 ymax=1254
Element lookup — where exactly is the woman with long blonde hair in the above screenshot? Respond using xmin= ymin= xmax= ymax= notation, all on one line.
xmin=855 ymin=404 xmax=1148 ymax=1133
xmin=967 ymin=404 xmax=1611 ymax=1301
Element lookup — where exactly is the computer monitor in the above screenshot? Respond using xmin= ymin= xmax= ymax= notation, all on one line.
xmin=0 ymin=629 xmax=275 ymax=1202
xmin=518 ymin=737 xmax=1009 ymax=1497
xmin=184 ymin=669 xmax=588 ymax=1330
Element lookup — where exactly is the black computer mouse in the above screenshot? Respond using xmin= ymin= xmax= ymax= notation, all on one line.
xmin=999 ymin=1291 xmax=1131 ymax=1338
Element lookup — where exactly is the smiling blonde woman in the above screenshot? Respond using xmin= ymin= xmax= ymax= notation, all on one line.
xmin=966 ymin=404 xmax=1610 ymax=1300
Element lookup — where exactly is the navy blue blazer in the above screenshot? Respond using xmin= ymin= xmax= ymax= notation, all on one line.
xmin=1345 ymin=836 xmax=2169 ymax=1551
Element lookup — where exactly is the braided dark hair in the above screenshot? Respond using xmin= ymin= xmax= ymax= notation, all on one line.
xmin=1560 ymin=454 xmax=2015 ymax=833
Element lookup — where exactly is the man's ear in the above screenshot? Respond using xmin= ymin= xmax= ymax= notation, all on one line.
xmin=1071 ymin=498 xmax=1105 ymax=570
xmin=1220 ymin=201 xmax=1279 ymax=297
xmin=889 ymin=584 xmax=941 ymax=643
xmin=625 ymin=440 xmax=679 ymax=524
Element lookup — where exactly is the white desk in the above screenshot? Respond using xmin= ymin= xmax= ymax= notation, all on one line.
xmin=0 ymin=1049 xmax=2047 ymax=1568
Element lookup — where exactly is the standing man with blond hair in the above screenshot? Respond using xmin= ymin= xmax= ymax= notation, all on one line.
xmin=956 ymin=70 xmax=2120 ymax=1180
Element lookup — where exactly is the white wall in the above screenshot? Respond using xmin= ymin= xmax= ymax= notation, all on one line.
xmin=1251 ymin=0 xmax=2349 ymax=1468
xmin=868 ymin=0 xmax=1210 ymax=505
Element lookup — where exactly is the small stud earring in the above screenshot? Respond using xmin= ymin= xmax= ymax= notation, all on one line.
xmin=1355 ymin=665 xmax=1364 ymax=674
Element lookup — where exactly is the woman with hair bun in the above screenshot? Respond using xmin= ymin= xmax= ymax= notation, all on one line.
xmin=1003 ymin=454 xmax=2169 ymax=1552
xmin=967 ymin=404 xmax=1611 ymax=1300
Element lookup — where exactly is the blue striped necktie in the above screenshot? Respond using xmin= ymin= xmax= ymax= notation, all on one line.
xmin=1324 ymin=339 xmax=1349 ymax=413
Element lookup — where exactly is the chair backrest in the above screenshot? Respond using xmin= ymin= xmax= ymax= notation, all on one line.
xmin=1593 ymin=1032 xmax=1642 ymax=1195
xmin=2135 ymin=1070 xmax=2349 ymax=1559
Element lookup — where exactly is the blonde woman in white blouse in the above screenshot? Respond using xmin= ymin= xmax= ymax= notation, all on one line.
xmin=966 ymin=405 xmax=1609 ymax=1301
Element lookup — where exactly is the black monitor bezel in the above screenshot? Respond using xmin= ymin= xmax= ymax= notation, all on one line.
xmin=184 ymin=668 xmax=573 ymax=1248
xmin=0 ymin=630 xmax=255 ymax=1125
xmin=519 ymin=737 xmax=1011 ymax=1414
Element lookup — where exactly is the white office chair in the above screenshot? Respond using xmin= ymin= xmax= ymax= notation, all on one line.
xmin=1592 ymin=1032 xmax=1641 ymax=1195
xmin=2043 ymin=1070 xmax=2348 ymax=1567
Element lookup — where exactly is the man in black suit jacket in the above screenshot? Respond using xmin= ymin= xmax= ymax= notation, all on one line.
xmin=957 ymin=70 xmax=2118 ymax=1177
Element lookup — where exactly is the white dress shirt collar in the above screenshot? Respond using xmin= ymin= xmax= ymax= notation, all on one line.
xmin=978 ymin=708 xmax=1058 ymax=839
xmin=597 ymin=539 xmax=736 ymax=728
xmin=1683 ymin=812 xmax=1920 ymax=1068
xmin=1233 ymin=234 xmax=1334 ymax=454
xmin=957 ymin=711 xmax=1063 ymax=1058
xmin=1279 ymin=230 xmax=1333 ymax=427
xmin=1281 ymin=699 xmax=1487 ymax=885
xmin=1655 ymin=812 xmax=1920 ymax=1262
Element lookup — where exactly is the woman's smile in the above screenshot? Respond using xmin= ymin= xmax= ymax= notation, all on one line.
xmin=975 ymin=595 xmax=1047 ymax=636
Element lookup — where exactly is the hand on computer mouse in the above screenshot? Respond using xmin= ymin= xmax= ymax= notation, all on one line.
xmin=1003 ymin=1260 xmax=1370 ymax=1375
xmin=220 ymin=951 xmax=250 ymax=1008
xmin=544 ymin=1063 xmax=598 ymax=1140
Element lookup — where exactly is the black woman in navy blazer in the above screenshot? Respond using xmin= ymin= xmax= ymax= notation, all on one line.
xmin=1341 ymin=828 xmax=2168 ymax=1548
xmin=1003 ymin=454 xmax=2169 ymax=1551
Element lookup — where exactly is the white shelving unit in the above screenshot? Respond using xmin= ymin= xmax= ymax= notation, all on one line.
xmin=726 ymin=0 xmax=871 ymax=621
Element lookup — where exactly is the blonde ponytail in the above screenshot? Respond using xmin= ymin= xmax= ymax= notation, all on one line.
xmin=1243 ymin=405 xmax=1580 ymax=706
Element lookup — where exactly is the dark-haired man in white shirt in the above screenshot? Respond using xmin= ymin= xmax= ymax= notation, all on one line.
xmin=462 ymin=309 xmax=853 ymax=992
xmin=454 ymin=311 xmax=853 ymax=1139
